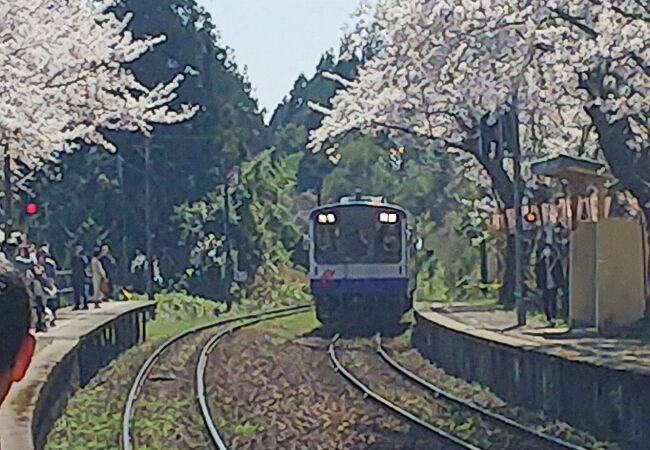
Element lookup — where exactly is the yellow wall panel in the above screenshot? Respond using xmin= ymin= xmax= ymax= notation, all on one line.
xmin=570 ymin=223 xmax=597 ymax=327
xmin=596 ymin=219 xmax=645 ymax=333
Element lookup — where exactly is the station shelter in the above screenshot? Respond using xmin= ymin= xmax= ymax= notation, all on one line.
xmin=493 ymin=155 xmax=649 ymax=334
xmin=532 ymin=156 xmax=648 ymax=333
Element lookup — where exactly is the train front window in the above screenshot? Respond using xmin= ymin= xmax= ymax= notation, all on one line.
xmin=314 ymin=206 xmax=402 ymax=264
xmin=374 ymin=223 xmax=401 ymax=263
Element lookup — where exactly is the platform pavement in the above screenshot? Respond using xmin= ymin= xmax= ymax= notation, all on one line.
xmin=0 ymin=301 xmax=154 ymax=450
xmin=417 ymin=301 xmax=650 ymax=375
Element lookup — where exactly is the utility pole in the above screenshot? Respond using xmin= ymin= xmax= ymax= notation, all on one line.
xmin=4 ymin=154 xmax=12 ymax=233
xmin=144 ymin=138 xmax=154 ymax=300
xmin=117 ymin=156 xmax=129 ymax=287
xmin=223 ymin=169 xmax=232 ymax=310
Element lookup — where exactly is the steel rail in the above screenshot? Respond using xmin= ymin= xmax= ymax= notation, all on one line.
xmin=328 ymin=334 xmax=483 ymax=450
xmin=196 ymin=306 xmax=311 ymax=450
xmin=121 ymin=304 xmax=310 ymax=450
xmin=376 ymin=335 xmax=588 ymax=450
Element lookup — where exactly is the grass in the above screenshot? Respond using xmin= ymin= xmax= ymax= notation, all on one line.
xmin=256 ymin=311 xmax=320 ymax=343
xmin=147 ymin=315 xmax=216 ymax=340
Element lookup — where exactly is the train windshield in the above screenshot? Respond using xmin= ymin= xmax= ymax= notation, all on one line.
xmin=314 ymin=206 xmax=402 ymax=264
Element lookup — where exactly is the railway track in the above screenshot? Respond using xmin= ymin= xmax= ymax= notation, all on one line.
xmin=329 ymin=334 xmax=589 ymax=450
xmin=196 ymin=307 xmax=312 ymax=449
xmin=121 ymin=304 xmax=310 ymax=450
xmin=376 ymin=335 xmax=587 ymax=450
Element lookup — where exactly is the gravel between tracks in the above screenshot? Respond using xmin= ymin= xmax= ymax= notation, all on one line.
xmin=205 ymin=328 xmax=439 ymax=449
xmin=133 ymin=329 xmax=218 ymax=449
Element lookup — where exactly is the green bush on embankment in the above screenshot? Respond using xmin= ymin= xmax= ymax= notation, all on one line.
xmin=130 ymin=292 xmax=223 ymax=339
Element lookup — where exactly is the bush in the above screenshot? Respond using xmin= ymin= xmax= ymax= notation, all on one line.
xmin=132 ymin=292 xmax=221 ymax=321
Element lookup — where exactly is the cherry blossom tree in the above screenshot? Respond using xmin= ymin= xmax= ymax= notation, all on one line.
xmin=0 ymin=0 xmax=199 ymax=169
xmin=547 ymin=0 xmax=649 ymax=217
xmin=308 ymin=0 xmax=648 ymax=304
xmin=310 ymin=0 xmax=648 ymax=210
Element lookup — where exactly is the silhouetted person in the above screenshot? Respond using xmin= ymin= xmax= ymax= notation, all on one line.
xmin=535 ymin=244 xmax=565 ymax=327
xmin=27 ymin=265 xmax=48 ymax=332
xmin=0 ymin=262 xmax=35 ymax=406
xmin=100 ymin=244 xmax=116 ymax=299
xmin=90 ymin=248 xmax=106 ymax=308
xmin=71 ymin=245 xmax=88 ymax=310
xmin=38 ymin=245 xmax=59 ymax=326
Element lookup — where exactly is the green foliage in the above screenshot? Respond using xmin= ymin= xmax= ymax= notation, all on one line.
xmin=270 ymin=52 xmax=359 ymax=192
xmin=321 ymin=136 xmax=401 ymax=203
xmin=415 ymin=211 xmax=481 ymax=302
xmin=133 ymin=292 xmax=220 ymax=321
xmin=270 ymin=52 xmax=357 ymax=137
xmin=171 ymin=150 xmax=314 ymax=301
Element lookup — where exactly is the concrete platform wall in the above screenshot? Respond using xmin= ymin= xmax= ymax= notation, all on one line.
xmin=413 ymin=311 xmax=650 ymax=450
xmin=0 ymin=302 xmax=155 ymax=450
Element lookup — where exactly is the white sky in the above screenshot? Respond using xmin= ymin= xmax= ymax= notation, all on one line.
xmin=200 ymin=0 xmax=367 ymax=118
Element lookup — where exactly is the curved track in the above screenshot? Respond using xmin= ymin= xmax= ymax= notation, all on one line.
xmin=121 ymin=304 xmax=310 ymax=450
xmin=328 ymin=334 xmax=481 ymax=450
xmin=376 ymin=335 xmax=587 ymax=450
xmin=330 ymin=334 xmax=591 ymax=450
xmin=196 ymin=307 xmax=311 ymax=450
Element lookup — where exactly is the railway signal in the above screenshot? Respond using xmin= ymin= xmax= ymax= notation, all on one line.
xmin=26 ymin=202 xmax=39 ymax=216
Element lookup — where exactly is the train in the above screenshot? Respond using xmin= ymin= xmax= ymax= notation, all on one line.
xmin=308 ymin=193 xmax=418 ymax=326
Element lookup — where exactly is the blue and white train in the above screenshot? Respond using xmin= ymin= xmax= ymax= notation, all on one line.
xmin=308 ymin=193 xmax=417 ymax=325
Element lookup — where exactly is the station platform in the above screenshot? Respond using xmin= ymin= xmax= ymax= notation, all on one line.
xmin=422 ymin=302 xmax=650 ymax=374
xmin=0 ymin=301 xmax=155 ymax=450
xmin=413 ymin=302 xmax=650 ymax=449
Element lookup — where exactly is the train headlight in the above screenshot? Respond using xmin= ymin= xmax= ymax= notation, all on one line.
xmin=318 ymin=213 xmax=337 ymax=224
xmin=380 ymin=212 xmax=399 ymax=223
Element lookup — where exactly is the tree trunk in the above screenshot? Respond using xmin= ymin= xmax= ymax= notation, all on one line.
xmin=501 ymin=234 xmax=516 ymax=308
xmin=464 ymin=110 xmax=520 ymax=308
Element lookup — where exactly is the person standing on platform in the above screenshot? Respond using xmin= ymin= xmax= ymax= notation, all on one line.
xmin=71 ymin=246 xmax=88 ymax=310
xmin=536 ymin=244 xmax=565 ymax=327
xmin=38 ymin=246 xmax=59 ymax=327
xmin=100 ymin=244 xmax=116 ymax=300
xmin=90 ymin=248 xmax=106 ymax=308
xmin=0 ymin=263 xmax=35 ymax=407
xmin=26 ymin=265 xmax=48 ymax=333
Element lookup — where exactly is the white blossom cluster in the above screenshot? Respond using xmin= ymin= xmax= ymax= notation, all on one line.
xmin=310 ymin=0 xmax=648 ymax=179
xmin=0 ymin=0 xmax=199 ymax=168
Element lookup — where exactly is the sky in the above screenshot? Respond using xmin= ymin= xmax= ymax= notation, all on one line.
xmin=201 ymin=0 xmax=366 ymax=119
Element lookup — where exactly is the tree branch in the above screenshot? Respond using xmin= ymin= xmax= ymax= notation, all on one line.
xmin=550 ymin=8 xmax=598 ymax=39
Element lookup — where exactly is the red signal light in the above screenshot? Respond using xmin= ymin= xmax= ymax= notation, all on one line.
xmin=26 ymin=203 xmax=39 ymax=216
xmin=524 ymin=211 xmax=537 ymax=223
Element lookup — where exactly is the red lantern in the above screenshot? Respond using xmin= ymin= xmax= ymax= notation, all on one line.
xmin=26 ymin=203 xmax=39 ymax=216
xmin=524 ymin=211 xmax=537 ymax=223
